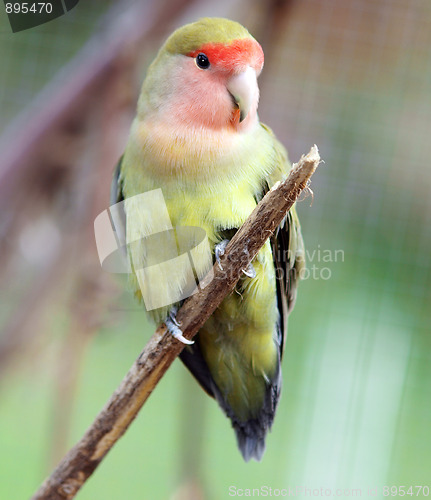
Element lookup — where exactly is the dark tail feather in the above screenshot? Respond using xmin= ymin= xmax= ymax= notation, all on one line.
xmin=223 ymin=366 xmax=282 ymax=462
xmin=180 ymin=339 xmax=282 ymax=462
xmin=233 ymin=419 xmax=267 ymax=461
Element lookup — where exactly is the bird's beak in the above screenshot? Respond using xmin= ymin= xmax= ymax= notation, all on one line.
xmin=227 ymin=66 xmax=258 ymax=123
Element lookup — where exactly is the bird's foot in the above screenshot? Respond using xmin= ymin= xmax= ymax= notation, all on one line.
xmin=165 ymin=305 xmax=194 ymax=345
xmin=215 ymin=238 xmax=256 ymax=278
xmin=215 ymin=239 xmax=230 ymax=270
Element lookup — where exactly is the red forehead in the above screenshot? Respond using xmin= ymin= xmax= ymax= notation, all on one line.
xmin=187 ymin=38 xmax=264 ymax=72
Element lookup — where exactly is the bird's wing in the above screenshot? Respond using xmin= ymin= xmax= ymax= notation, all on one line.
xmin=110 ymin=155 xmax=124 ymax=206
xmin=111 ymin=155 xmax=217 ymax=397
xmin=109 ymin=155 xmax=129 ymax=263
xmin=259 ymin=124 xmax=306 ymax=357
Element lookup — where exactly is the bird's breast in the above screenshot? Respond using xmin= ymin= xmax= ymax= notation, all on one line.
xmin=126 ymin=117 xmax=273 ymax=186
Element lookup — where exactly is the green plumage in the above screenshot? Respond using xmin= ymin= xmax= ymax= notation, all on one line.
xmin=111 ymin=18 xmax=305 ymax=461
xmin=164 ymin=18 xmax=252 ymax=56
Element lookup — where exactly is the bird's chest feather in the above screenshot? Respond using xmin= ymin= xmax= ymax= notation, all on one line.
xmin=162 ymin=181 xmax=258 ymax=244
xmin=123 ymin=119 xmax=275 ymax=241
xmin=122 ymin=118 xmax=278 ymax=324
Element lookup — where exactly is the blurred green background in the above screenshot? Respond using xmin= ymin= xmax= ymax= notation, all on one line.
xmin=0 ymin=1 xmax=430 ymax=499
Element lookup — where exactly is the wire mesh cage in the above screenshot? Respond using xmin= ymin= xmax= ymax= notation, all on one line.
xmin=0 ymin=1 xmax=430 ymax=499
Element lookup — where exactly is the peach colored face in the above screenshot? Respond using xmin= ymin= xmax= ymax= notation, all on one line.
xmin=163 ymin=38 xmax=264 ymax=130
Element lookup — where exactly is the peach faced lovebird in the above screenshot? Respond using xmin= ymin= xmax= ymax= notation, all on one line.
xmin=111 ymin=18 xmax=305 ymax=461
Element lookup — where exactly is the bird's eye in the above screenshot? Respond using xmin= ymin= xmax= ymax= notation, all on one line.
xmin=195 ymin=53 xmax=210 ymax=69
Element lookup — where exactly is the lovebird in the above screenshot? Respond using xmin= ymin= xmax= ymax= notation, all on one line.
xmin=111 ymin=18 xmax=305 ymax=461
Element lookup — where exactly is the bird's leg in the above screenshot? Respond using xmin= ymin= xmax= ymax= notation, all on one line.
xmin=215 ymin=238 xmax=256 ymax=278
xmin=165 ymin=305 xmax=194 ymax=345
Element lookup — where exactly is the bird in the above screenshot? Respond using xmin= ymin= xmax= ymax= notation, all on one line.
xmin=111 ymin=17 xmax=305 ymax=461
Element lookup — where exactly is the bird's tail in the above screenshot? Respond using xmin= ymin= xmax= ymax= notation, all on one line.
xmin=180 ymin=339 xmax=282 ymax=461
xmin=233 ymin=418 xmax=268 ymax=461
xmin=217 ymin=365 xmax=282 ymax=462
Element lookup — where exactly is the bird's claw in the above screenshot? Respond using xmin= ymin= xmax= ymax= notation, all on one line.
xmin=215 ymin=239 xmax=230 ymax=270
xmin=165 ymin=307 xmax=194 ymax=345
xmin=215 ymin=239 xmax=256 ymax=278
xmin=242 ymin=262 xmax=256 ymax=278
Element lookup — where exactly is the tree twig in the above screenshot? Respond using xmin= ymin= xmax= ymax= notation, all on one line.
xmin=31 ymin=145 xmax=321 ymax=500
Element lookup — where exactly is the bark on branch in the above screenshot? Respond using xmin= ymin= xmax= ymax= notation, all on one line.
xmin=31 ymin=145 xmax=321 ymax=500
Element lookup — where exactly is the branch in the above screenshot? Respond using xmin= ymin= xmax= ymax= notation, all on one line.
xmin=31 ymin=146 xmax=321 ymax=500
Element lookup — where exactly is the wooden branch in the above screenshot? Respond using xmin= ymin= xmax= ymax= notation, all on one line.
xmin=31 ymin=146 xmax=321 ymax=500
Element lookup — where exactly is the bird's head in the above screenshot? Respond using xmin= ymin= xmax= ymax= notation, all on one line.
xmin=140 ymin=18 xmax=264 ymax=131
